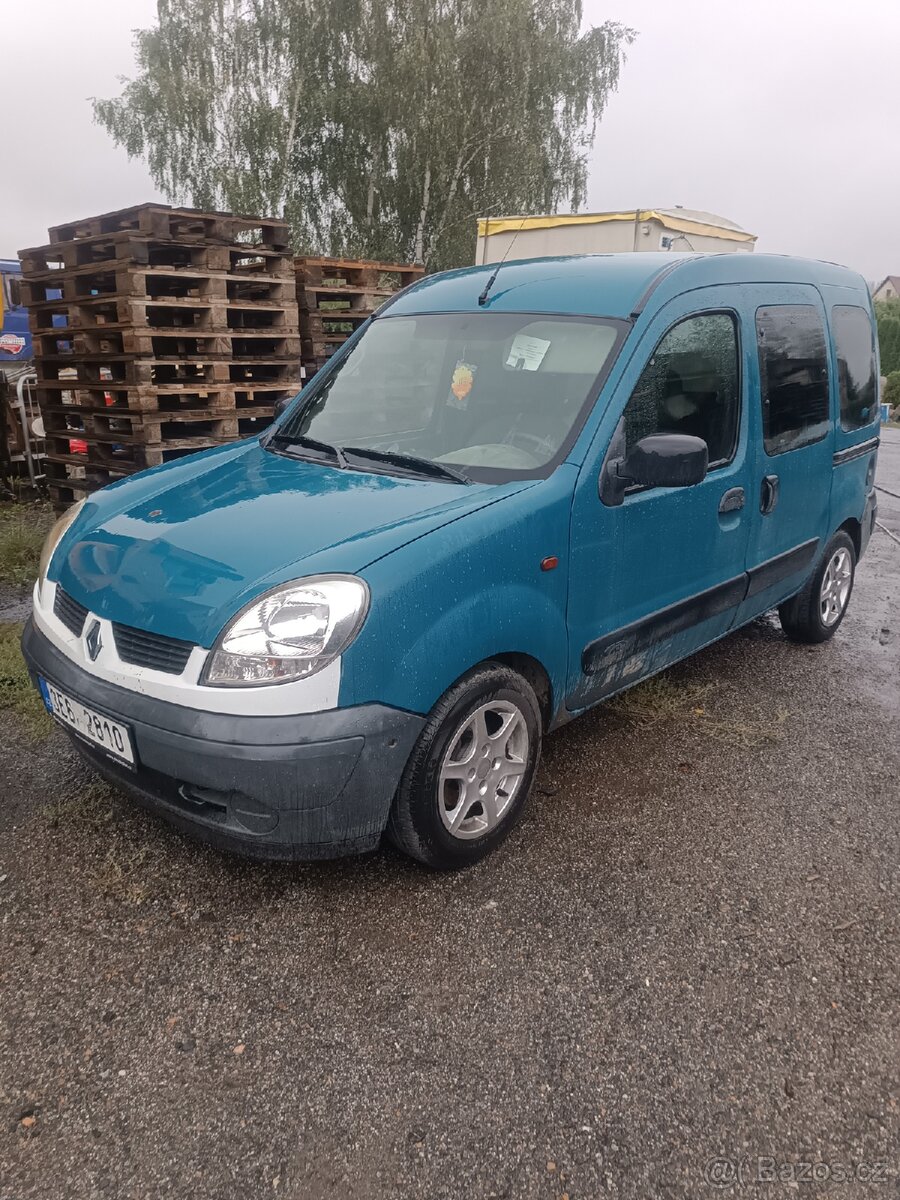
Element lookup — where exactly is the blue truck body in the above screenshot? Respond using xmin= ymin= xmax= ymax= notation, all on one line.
xmin=0 ymin=258 xmax=31 ymax=365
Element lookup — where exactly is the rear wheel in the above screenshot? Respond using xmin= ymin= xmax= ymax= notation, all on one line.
xmin=778 ymin=531 xmax=856 ymax=644
xmin=387 ymin=662 xmax=542 ymax=869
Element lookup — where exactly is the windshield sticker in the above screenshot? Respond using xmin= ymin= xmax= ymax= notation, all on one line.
xmin=448 ymin=361 xmax=477 ymax=409
xmin=505 ymin=333 xmax=550 ymax=371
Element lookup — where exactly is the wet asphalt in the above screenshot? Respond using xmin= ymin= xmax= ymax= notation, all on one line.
xmin=1 ymin=430 xmax=898 ymax=1199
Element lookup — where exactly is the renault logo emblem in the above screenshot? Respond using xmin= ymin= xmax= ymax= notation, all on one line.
xmin=85 ymin=621 xmax=103 ymax=662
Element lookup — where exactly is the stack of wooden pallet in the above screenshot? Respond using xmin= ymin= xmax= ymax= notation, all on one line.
xmin=295 ymin=256 xmax=423 ymax=379
xmin=19 ymin=204 xmax=302 ymax=511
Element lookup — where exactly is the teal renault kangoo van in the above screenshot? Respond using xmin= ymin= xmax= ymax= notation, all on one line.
xmin=23 ymin=253 xmax=880 ymax=868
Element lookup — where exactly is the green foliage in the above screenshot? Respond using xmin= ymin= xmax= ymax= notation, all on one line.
xmin=93 ymin=0 xmax=635 ymax=271
xmin=0 ymin=623 xmax=52 ymax=736
xmin=875 ymin=299 xmax=900 ymax=375
xmin=883 ymin=370 xmax=900 ymax=408
xmin=0 ymin=502 xmax=52 ymax=586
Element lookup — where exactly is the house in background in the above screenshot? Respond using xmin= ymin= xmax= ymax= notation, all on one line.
xmin=475 ymin=208 xmax=757 ymax=265
xmin=873 ymin=275 xmax=900 ymax=301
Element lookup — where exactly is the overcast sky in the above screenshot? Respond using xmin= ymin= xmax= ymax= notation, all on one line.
xmin=1 ymin=0 xmax=897 ymax=281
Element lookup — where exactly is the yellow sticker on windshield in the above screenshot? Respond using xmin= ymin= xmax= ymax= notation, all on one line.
xmin=451 ymin=362 xmax=475 ymax=402
xmin=447 ymin=361 xmax=477 ymax=411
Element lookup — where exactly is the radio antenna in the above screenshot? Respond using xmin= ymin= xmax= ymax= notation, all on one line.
xmin=478 ymin=215 xmax=528 ymax=306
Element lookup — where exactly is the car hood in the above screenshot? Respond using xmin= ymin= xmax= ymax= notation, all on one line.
xmin=53 ymin=440 xmax=530 ymax=646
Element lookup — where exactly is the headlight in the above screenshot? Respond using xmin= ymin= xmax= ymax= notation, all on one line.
xmin=202 ymin=575 xmax=369 ymax=687
xmin=38 ymin=499 xmax=86 ymax=591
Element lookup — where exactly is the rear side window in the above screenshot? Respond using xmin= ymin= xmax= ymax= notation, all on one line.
xmin=832 ymin=305 xmax=877 ymax=431
xmin=622 ymin=312 xmax=740 ymax=467
xmin=756 ymin=305 xmax=830 ymax=455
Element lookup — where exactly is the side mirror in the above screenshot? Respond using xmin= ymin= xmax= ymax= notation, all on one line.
xmin=622 ymin=433 xmax=709 ymax=489
xmin=601 ymin=433 xmax=708 ymax=506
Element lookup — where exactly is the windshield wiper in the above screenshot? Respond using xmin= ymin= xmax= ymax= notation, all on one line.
xmin=268 ymin=433 xmax=469 ymax=484
xmin=340 ymin=446 xmax=471 ymax=484
xmin=266 ymin=431 xmax=347 ymax=468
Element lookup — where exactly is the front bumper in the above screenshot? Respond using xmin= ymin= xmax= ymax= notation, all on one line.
xmin=21 ymin=620 xmax=424 ymax=860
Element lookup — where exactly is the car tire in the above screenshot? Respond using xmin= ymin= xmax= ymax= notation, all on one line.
xmin=778 ymin=530 xmax=856 ymax=644
xmin=386 ymin=662 xmax=543 ymax=869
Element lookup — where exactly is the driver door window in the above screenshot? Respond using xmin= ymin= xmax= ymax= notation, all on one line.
xmin=622 ymin=312 xmax=740 ymax=468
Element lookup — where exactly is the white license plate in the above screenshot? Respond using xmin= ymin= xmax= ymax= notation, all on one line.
xmin=39 ymin=677 xmax=135 ymax=767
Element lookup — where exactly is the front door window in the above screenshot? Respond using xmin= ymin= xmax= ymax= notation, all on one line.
xmin=621 ymin=312 xmax=741 ymax=470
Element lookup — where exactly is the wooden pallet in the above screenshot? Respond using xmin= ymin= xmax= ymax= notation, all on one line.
xmin=34 ymin=378 xmax=298 ymax=415
xmin=42 ymin=399 xmax=279 ymax=429
xmin=38 ymin=385 xmax=240 ymax=415
xmin=302 ymin=308 xmax=369 ymax=332
xmin=301 ymin=334 xmax=353 ymax=360
xmin=44 ymin=458 xmax=132 ymax=510
xmin=20 ymin=235 xmax=292 ymax=278
xmin=27 ymin=295 xmax=299 ymax=336
xmin=36 ymin=357 xmax=298 ymax=388
xmin=47 ymin=204 xmax=290 ymax=252
xmin=21 ymin=268 xmax=296 ymax=310
xmin=44 ymin=419 xmax=276 ymax=511
xmin=45 ymin=405 xmax=239 ymax=444
xmin=294 ymin=255 xmax=421 ymax=379
xmin=36 ymin=358 xmax=233 ymax=387
xmin=20 ymin=203 xmax=305 ymax=503
xmin=295 ymin=256 xmax=423 ymax=291
xmin=34 ymin=328 xmax=301 ymax=361
xmin=45 ymin=433 xmax=241 ymax=481
xmin=297 ymin=285 xmax=395 ymax=314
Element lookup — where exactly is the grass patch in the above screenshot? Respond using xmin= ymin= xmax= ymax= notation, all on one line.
xmin=608 ymin=674 xmax=712 ymax=722
xmin=700 ymin=708 xmax=790 ymax=749
xmin=42 ymin=781 xmax=116 ymax=831
xmin=0 ymin=622 xmax=52 ymax=736
xmin=608 ymin=671 xmax=788 ymax=749
xmin=91 ymin=843 xmax=154 ymax=905
xmin=0 ymin=502 xmax=53 ymax=586
xmin=43 ymin=783 xmax=153 ymax=905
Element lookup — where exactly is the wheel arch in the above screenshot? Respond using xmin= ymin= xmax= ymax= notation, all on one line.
xmin=489 ymin=651 xmax=554 ymax=731
xmin=837 ymin=516 xmax=861 ymax=559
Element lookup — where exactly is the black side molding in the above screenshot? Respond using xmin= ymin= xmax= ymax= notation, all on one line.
xmin=582 ymin=572 xmax=747 ymax=676
xmin=745 ymin=538 xmax=819 ymax=599
xmin=833 ymin=436 xmax=879 ymax=467
xmin=582 ymin=537 xmax=821 ymax=676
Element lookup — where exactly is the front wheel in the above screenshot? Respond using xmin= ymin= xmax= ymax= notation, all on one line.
xmin=387 ymin=662 xmax=542 ymax=869
xmin=778 ymin=531 xmax=856 ymax=644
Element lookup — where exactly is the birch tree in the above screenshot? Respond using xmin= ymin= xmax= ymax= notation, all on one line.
xmin=95 ymin=0 xmax=634 ymax=270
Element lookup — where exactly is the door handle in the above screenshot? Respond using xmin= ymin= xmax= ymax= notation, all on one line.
xmin=760 ymin=474 xmax=780 ymax=515
xmin=718 ymin=487 xmax=745 ymax=515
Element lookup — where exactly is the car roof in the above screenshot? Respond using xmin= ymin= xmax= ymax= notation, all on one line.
xmin=386 ymin=253 xmax=870 ymax=322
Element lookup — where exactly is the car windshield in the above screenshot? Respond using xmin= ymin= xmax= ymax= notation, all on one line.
xmin=274 ymin=312 xmax=624 ymax=480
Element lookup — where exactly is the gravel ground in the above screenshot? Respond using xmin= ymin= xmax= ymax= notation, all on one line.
xmin=1 ymin=431 xmax=898 ymax=1199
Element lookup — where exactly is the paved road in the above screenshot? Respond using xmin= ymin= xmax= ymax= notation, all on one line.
xmin=1 ymin=433 xmax=898 ymax=1199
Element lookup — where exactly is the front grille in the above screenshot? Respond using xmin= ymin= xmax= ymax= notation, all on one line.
xmin=54 ymin=587 xmax=89 ymax=636
xmin=111 ymin=622 xmax=195 ymax=676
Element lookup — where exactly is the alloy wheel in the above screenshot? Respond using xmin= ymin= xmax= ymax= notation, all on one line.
xmin=438 ymin=700 xmax=529 ymax=840
xmin=819 ymin=546 xmax=853 ymax=626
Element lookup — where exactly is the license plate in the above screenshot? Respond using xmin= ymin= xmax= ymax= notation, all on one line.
xmin=38 ymin=677 xmax=135 ymax=767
